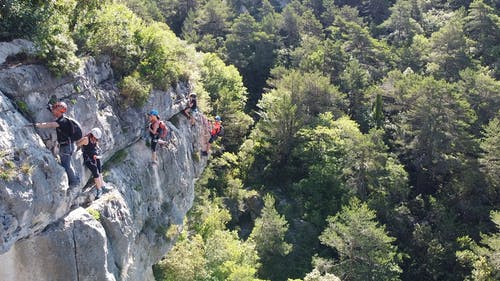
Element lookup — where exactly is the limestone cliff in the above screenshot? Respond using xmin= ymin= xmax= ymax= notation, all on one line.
xmin=0 ymin=39 xmax=207 ymax=281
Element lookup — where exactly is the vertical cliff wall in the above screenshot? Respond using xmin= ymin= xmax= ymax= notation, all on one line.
xmin=0 ymin=40 xmax=207 ymax=281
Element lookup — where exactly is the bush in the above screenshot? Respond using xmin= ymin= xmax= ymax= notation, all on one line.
xmin=15 ymin=100 xmax=32 ymax=117
xmin=0 ymin=1 xmax=45 ymax=40
xmin=87 ymin=208 xmax=101 ymax=220
xmin=75 ymin=3 xmax=142 ymax=77
xmin=119 ymin=72 xmax=152 ymax=107
xmin=1 ymin=1 xmax=81 ymax=76
xmin=35 ymin=28 xmax=81 ymax=76
xmin=136 ymin=22 xmax=191 ymax=90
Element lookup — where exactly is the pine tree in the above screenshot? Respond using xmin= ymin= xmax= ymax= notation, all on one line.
xmin=249 ymin=194 xmax=292 ymax=280
xmin=319 ymin=198 xmax=402 ymax=281
xmin=479 ymin=117 xmax=500 ymax=192
xmin=457 ymin=211 xmax=500 ymax=281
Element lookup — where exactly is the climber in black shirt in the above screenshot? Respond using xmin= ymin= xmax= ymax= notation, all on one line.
xmin=34 ymin=101 xmax=80 ymax=187
xmin=183 ymin=93 xmax=197 ymax=126
xmin=77 ymin=128 xmax=105 ymax=199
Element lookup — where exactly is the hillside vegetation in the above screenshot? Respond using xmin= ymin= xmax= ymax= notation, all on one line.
xmin=1 ymin=0 xmax=499 ymax=280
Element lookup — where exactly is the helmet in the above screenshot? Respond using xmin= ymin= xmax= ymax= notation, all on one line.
xmin=52 ymin=102 xmax=67 ymax=113
xmin=215 ymin=115 xmax=221 ymax=121
xmin=149 ymin=109 xmax=159 ymax=116
xmin=90 ymin=128 xmax=102 ymax=139
xmin=190 ymin=93 xmax=197 ymax=98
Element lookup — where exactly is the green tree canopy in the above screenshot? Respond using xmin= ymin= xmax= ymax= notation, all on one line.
xmin=328 ymin=7 xmax=394 ymax=81
xmin=479 ymin=116 xmax=500 ymax=194
xmin=252 ymin=70 xmax=345 ymax=184
xmin=380 ymin=0 xmax=423 ymax=46
xmin=182 ymin=0 xmax=232 ymax=53
xmin=76 ymin=3 xmax=143 ymax=77
xmin=458 ymin=67 xmax=500 ymax=134
xmin=464 ymin=0 xmax=500 ymax=77
xmin=425 ymin=10 xmax=472 ymax=81
xmin=200 ymin=53 xmax=254 ymax=152
xmin=225 ymin=12 xmax=279 ymax=104
xmin=249 ymin=194 xmax=292 ymax=280
xmin=136 ymin=22 xmax=193 ymax=90
xmin=293 ymin=114 xmax=410 ymax=226
xmin=384 ymin=72 xmax=476 ymax=194
xmin=154 ymin=234 xmax=208 ymax=281
xmin=319 ymin=198 xmax=403 ymax=281
xmin=457 ymin=210 xmax=500 ymax=281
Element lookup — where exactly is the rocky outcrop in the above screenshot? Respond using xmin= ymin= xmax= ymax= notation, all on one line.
xmin=0 ymin=39 xmax=35 ymax=65
xmin=0 ymin=40 xmax=208 ymax=280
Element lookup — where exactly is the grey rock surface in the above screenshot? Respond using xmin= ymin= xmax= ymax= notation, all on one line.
xmin=0 ymin=40 xmax=209 ymax=281
xmin=0 ymin=39 xmax=35 ymax=65
xmin=0 ymin=208 xmax=116 ymax=281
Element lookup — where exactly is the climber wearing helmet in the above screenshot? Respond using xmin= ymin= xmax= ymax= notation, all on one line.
xmin=182 ymin=93 xmax=197 ymax=126
xmin=34 ymin=101 xmax=80 ymax=187
xmin=202 ymin=115 xmax=224 ymax=156
xmin=209 ymin=115 xmax=222 ymax=143
xmin=148 ymin=109 xmax=166 ymax=164
xmin=77 ymin=127 xmax=105 ymax=199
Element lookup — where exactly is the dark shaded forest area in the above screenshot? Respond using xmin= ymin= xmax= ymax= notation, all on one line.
xmin=1 ymin=0 xmax=498 ymax=280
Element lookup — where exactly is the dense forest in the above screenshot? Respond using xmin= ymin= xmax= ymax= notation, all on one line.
xmin=1 ymin=0 xmax=499 ymax=280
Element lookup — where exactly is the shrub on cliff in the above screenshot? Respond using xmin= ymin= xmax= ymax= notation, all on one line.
xmin=119 ymin=72 xmax=151 ymax=107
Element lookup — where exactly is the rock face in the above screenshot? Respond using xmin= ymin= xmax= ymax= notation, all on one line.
xmin=0 ymin=40 xmax=208 ymax=280
xmin=0 ymin=39 xmax=35 ymax=65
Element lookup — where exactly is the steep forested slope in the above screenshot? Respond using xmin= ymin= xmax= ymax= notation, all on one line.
xmin=143 ymin=1 xmax=499 ymax=280
xmin=1 ymin=1 xmax=498 ymax=281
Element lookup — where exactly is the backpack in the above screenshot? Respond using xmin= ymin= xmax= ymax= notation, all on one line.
xmin=159 ymin=121 xmax=168 ymax=139
xmin=66 ymin=117 xmax=83 ymax=142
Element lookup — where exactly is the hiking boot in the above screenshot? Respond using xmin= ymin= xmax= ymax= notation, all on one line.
xmin=201 ymin=150 xmax=208 ymax=156
xmin=102 ymin=185 xmax=111 ymax=193
xmin=96 ymin=188 xmax=102 ymax=199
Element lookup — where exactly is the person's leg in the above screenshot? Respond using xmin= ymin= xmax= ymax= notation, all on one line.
xmin=93 ymin=175 xmax=103 ymax=188
xmin=93 ymin=175 xmax=102 ymax=198
xmin=207 ymin=135 xmax=218 ymax=153
xmin=151 ymin=139 xmax=158 ymax=163
xmin=59 ymin=144 xmax=79 ymax=186
xmin=183 ymin=108 xmax=191 ymax=119
xmin=96 ymin=159 xmax=105 ymax=189
xmin=85 ymin=160 xmax=102 ymax=198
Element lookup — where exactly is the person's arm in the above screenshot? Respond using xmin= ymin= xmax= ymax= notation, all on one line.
xmin=35 ymin=121 xmax=59 ymax=128
xmin=149 ymin=122 xmax=159 ymax=134
xmin=91 ymin=152 xmax=100 ymax=161
xmin=76 ymin=136 xmax=89 ymax=147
